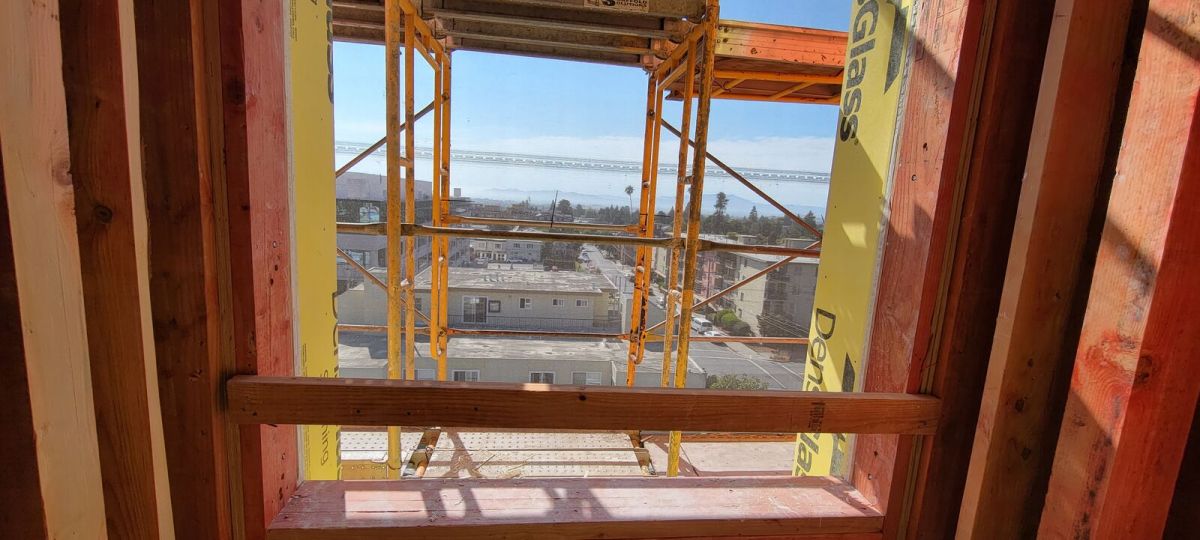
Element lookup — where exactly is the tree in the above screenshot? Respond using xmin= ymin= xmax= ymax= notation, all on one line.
xmin=706 ymin=373 xmax=768 ymax=390
xmin=555 ymin=198 xmax=573 ymax=216
xmin=714 ymin=191 xmax=729 ymax=216
xmin=748 ymin=205 xmax=758 ymax=222
xmin=803 ymin=210 xmax=820 ymax=230
xmin=624 ymin=185 xmax=635 ymax=212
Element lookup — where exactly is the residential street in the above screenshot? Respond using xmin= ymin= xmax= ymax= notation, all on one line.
xmin=584 ymin=244 xmax=805 ymax=390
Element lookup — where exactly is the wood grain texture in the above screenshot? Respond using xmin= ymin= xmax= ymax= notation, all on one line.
xmin=853 ymin=0 xmax=1055 ymax=538
xmin=1039 ymin=0 xmax=1200 ymax=537
xmin=134 ymin=0 xmax=234 ymax=537
xmin=217 ymin=0 xmax=298 ymax=536
xmin=0 ymin=140 xmax=49 ymax=540
xmin=956 ymin=0 xmax=1137 ymax=537
xmin=1166 ymin=399 xmax=1200 ymax=537
xmin=268 ymin=477 xmax=881 ymax=539
xmin=852 ymin=0 xmax=988 ymax=527
xmin=0 ymin=0 xmax=108 ymax=535
xmin=227 ymin=376 xmax=940 ymax=434
xmin=60 ymin=0 xmax=174 ymax=536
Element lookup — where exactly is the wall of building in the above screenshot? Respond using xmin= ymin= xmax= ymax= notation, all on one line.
xmin=338 ymin=286 xmax=614 ymax=330
xmin=341 ymin=355 xmax=615 ymax=385
xmin=725 ymin=256 xmax=818 ymax=337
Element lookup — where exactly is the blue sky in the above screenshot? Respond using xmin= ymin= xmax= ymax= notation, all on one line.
xmin=331 ymin=1 xmax=849 ymax=210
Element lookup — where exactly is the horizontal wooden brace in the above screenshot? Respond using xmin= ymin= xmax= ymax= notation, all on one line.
xmin=227 ymin=376 xmax=940 ymax=434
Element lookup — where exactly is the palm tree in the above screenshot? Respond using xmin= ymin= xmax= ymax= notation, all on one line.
xmin=625 ymin=185 xmax=635 ymax=223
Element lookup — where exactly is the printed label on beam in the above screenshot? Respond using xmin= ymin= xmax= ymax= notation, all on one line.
xmin=795 ymin=0 xmax=911 ymax=478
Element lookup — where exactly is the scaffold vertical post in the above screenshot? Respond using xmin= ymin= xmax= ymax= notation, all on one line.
xmin=626 ymin=74 xmax=664 ymax=386
xmin=402 ymin=10 xmax=417 ymax=386
xmin=658 ymin=38 xmax=697 ymax=389
xmin=384 ymin=0 xmax=404 ymax=480
xmin=430 ymin=49 xmax=445 ymax=376
xmin=668 ymin=0 xmax=718 ymax=477
xmin=438 ymin=56 xmax=452 ymax=377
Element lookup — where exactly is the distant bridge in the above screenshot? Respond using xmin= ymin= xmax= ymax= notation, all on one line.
xmin=334 ymin=141 xmax=831 ymax=185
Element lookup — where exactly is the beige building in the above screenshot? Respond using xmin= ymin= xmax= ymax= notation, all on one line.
xmin=722 ymin=252 xmax=819 ymax=337
xmin=338 ymin=335 xmax=706 ymax=388
xmin=337 ymin=267 xmax=621 ymax=332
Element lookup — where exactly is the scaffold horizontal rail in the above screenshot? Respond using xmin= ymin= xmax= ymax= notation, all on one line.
xmin=337 ymin=222 xmax=678 ymax=248
xmin=698 ymin=239 xmax=821 ymax=257
xmin=446 ymin=215 xmax=638 ymax=233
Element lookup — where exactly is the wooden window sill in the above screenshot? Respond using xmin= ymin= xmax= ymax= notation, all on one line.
xmin=268 ymin=476 xmax=882 ymax=539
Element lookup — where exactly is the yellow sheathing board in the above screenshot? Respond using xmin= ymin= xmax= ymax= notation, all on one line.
xmin=290 ymin=0 xmax=340 ymax=480
xmin=795 ymin=0 xmax=911 ymax=477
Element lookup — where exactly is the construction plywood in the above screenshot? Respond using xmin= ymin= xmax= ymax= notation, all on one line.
xmin=424 ymin=430 xmax=646 ymax=478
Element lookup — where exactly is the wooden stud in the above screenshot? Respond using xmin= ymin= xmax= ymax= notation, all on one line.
xmin=1039 ymin=1 xmax=1200 ymax=536
xmin=0 ymin=124 xmax=50 ymax=540
xmin=854 ymin=0 xmax=1056 ymax=538
xmin=133 ymin=0 xmax=237 ymax=536
xmin=956 ymin=0 xmax=1138 ymax=537
xmin=1166 ymin=399 xmax=1200 ymax=536
xmin=0 ymin=0 xmax=107 ymax=534
xmin=61 ymin=0 xmax=175 ymax=536
xmin=217 ymin=0 xmax=299 ymax=535
xmin=227 ymin=376 xmax=940 ymax=435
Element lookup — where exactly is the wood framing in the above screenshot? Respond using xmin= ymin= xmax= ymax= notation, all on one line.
xmin=1039 ymin=0 xmax=1200 ymax=536
xmin=853 ymin=0 xmax=1055 ymax=537
xmin=135 ymin=0 xmax=297 ymax=537
xmin=0 ymin=137 xmax=49 ymax=540
xmin=1167 ymin=400 xmax=1200 ymax=536
xmin=218 ymin=0 xmax=298 ymax=535
xmin=956 ymin=0 xmax=1139 ymax=536
xmin=227 ymin=376 xmax=939 ymax=434
xmin=61 ymin=0 xmax=175 ymax=536
xmin=0 ymin=0 xmax=108 ymax=535
xmin=134 ymin=0 xmax=235 ymax=536
xmin=268 ymin=477 xmax=882 ymax=539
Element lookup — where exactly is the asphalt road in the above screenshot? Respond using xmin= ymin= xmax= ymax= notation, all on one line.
xmin=584 ymin=244 xmax=806 ymax=390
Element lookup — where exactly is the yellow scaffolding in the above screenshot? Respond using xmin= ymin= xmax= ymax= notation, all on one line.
xmin=335 ymin=0 xmax=828 ymax=478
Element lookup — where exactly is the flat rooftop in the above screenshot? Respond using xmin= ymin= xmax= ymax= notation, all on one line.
xmin=414 ymin=267 xmax=616 ymax=293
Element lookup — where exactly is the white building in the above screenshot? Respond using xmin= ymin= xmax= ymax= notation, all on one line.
xmin=337 ymin=267 xmax=622 ymax=332
xmin=338 ymin=335 xmax=706 ymax=388
xmin=470 ymin=238 xmax=543 ymax=264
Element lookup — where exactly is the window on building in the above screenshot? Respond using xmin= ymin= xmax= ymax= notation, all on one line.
xmin=344 ymin=249 xmax=369 ymax=266
xmin=463 ymin=296 xmax=487 ymax=323
xmin=572 ymin=372 xmax=602 ymax=385
xmin=576 ymin=299 xmax=589 ymax=307
xmin=552 ymin=298 xmax=565 ymax=307
xmin=451 ymin=370 xmax=480 ymax=382
xmin=488 ymin=300 xmax=501 ymax=313
xmin=415 ymin=369 xmax=435 ymax=381
xmin=529 ymin=371 xmax=555 ymax=384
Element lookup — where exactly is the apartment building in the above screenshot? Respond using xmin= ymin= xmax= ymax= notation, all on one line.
xmin=335 ymin=172 xmax=471 ymax=290
xmin=720 ymin=252 xmax=819 ymax=337
xmin=337 ymin=267 xmax=622 ymax=332
xmin=469 ymin=238 xmax=543 ymax=264
xmin=339 ymin=335 xmax=706 ymax=388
